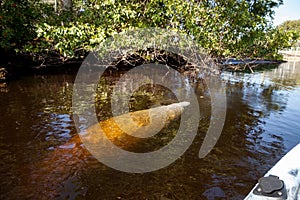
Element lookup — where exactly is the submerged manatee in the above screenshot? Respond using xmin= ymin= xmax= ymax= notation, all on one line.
xmin=81 ymin=101 xmax=190 ymax=144
xmin=23 ymin=102 xmax=190 ymax=198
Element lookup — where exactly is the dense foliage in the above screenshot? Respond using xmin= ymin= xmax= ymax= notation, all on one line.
xmin=278 ymin=19 xmax=300 ymax=33
xmin=0 ymin=0 xmax=37 ymax=49
xmin=1 ymin=0 xmax=299 ymax=63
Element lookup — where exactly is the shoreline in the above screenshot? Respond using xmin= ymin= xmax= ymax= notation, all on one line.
xmin=0 ymin=51 xmax=289 ymax=82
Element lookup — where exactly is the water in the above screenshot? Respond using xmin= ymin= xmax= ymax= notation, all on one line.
xmin=0 ymin=62 xmax=300 ymax=199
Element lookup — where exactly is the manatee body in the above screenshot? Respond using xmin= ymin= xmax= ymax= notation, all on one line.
xmin=22 ymin=102 xmax=190 ymax=198
xmin=82 ymin=101 xmax=190 ymax=144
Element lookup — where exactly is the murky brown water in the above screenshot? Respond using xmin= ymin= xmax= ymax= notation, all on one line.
xmin=0 ymin=62 xmax=300 ymax=200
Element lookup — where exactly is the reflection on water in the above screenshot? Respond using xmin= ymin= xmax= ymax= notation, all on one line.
xmin=0 ymin=62 xmax=300 ymax=199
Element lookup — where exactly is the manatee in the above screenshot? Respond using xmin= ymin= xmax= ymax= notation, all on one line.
xmin=21 ymin=102 xmax=190 ymax=198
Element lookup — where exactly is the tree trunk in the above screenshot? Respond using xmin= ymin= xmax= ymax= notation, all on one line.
xmin=60 ymin=0 xmax=72 ymax=11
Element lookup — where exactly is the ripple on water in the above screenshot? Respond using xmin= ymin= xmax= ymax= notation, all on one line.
xmin=1 ymin=63 xmax=300 ymax=199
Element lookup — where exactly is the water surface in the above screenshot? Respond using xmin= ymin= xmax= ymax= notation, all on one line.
xmin=0 ymin=61 xmax=300 ymax=199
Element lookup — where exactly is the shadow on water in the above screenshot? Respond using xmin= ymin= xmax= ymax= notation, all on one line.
xmin=0 ymin=61 xmax=300 ymax=199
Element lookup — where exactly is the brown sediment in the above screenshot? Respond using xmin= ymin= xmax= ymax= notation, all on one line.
xmin=0 ymin=68 xmax=8 ymax=82
xmin=0 ymin=82 xmax=8 ymax=93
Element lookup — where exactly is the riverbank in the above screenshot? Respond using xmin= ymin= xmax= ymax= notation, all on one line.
xmin=218 ymin=58 xmax=286 ymax=72
xmin=0 ymin=50 xmax=286 ymax=82
xmin=0 ymin=49 xmax=82 ymax=81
